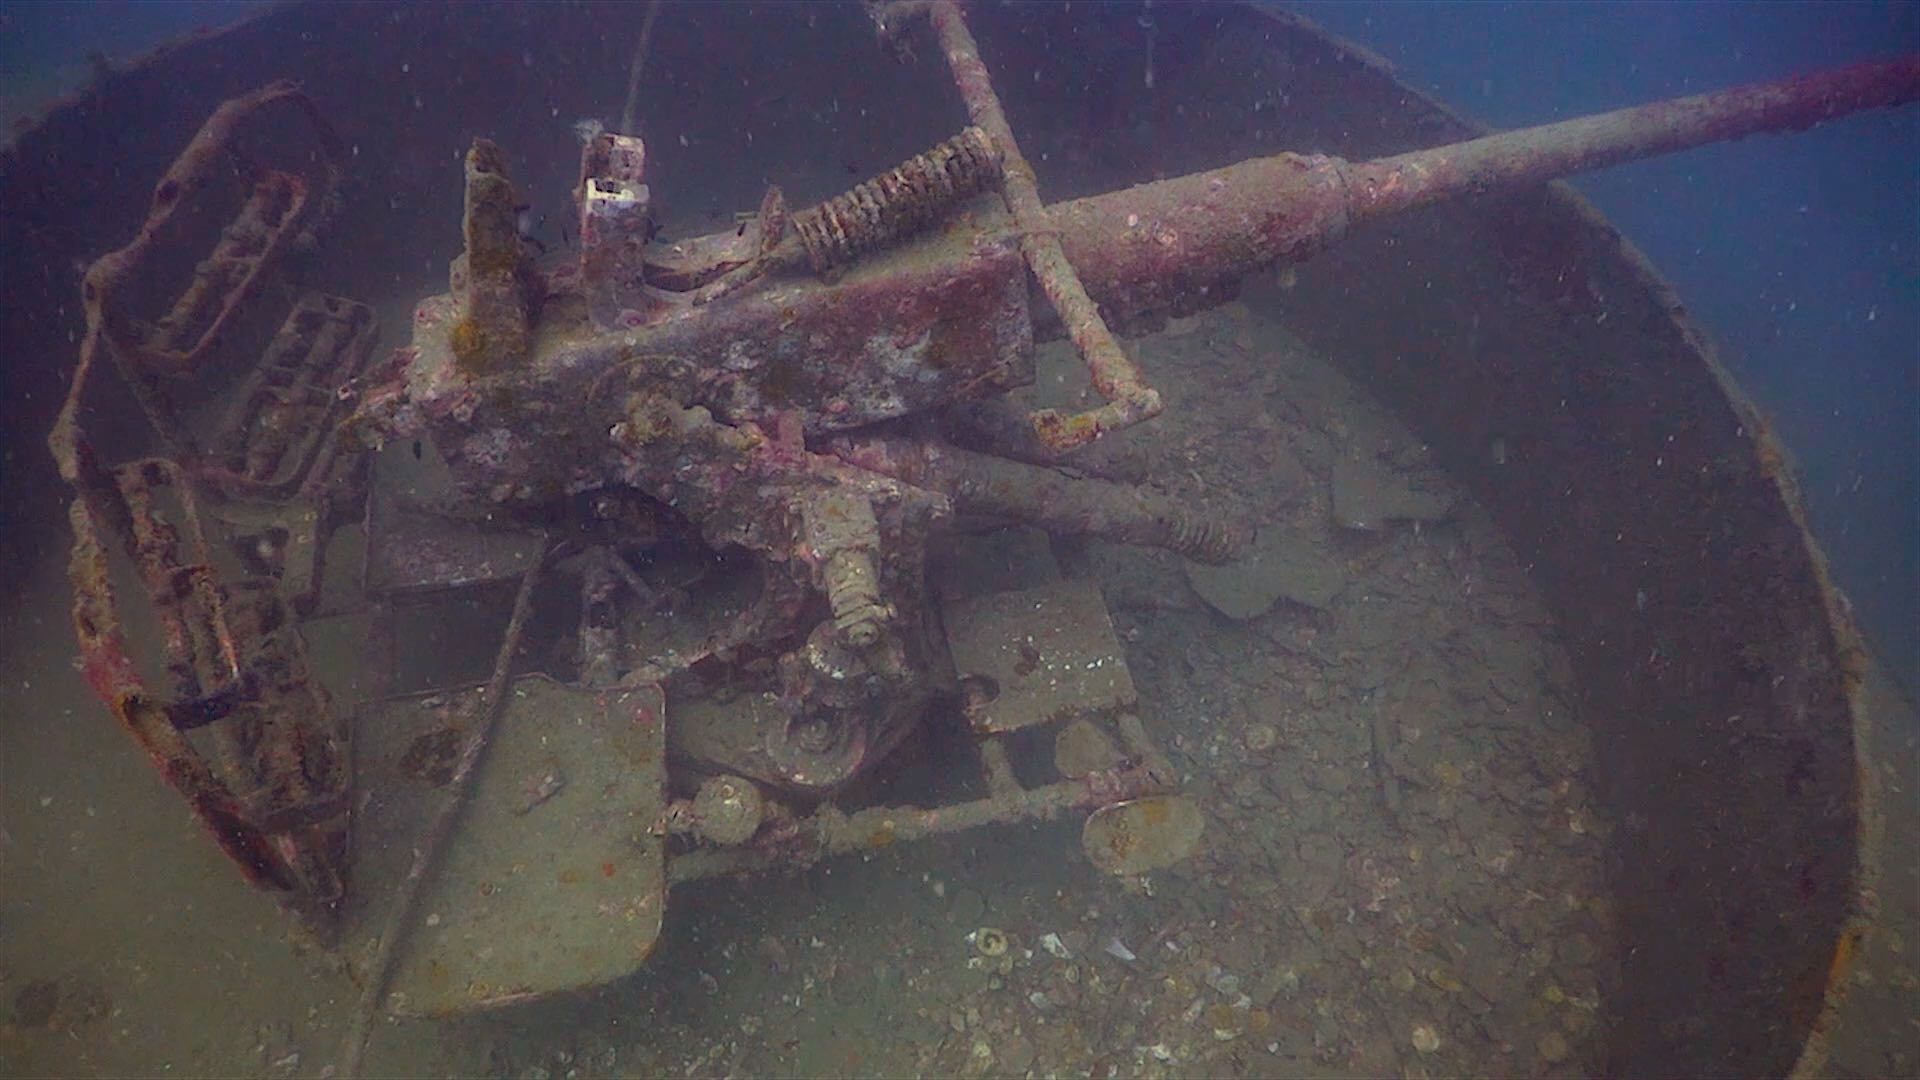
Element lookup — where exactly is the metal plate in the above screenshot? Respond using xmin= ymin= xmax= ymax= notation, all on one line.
xmin=363 ymin=440 xmax=546 ymax=596
xmin=942 ymin=579 xmax=1137 ymax=735
xmin=348 ymin=676 xmax=666 ymax=1014
xmin=667 ymin=690 xmax=788 ymax=789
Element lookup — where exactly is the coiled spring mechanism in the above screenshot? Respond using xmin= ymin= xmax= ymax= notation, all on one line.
xmin=694 ymin=126 xmax=999 ymax=304
xmin=791 ymin=125 xmax=998 ymax=273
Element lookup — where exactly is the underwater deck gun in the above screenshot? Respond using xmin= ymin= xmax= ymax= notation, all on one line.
xmin=47 ymin=0 xmax=1918 ymax=1024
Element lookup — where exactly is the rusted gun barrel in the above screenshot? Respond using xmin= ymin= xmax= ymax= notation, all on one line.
xmin=1047 ymin=55 xmax=1920 ymax=326
xmin=835 ymin=436 xmax=1248 ymax=563
xmin=1344 ymin=56 xmax=1920 ymax=221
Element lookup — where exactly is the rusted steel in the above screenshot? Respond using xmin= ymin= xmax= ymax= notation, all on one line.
xmin=337 ymin=554 xmax=548 ymax=1080
xmin=577 ymin=131 xmax=656 ymax=331
xmin=666 ymin=757 xmax=1174 ymax=885
xmin=690 ymin=127 xmax=1000 ymax=307
xmin=45 ymin=82 xmax=366 ymax=928
xmin=343 ymin=674 xmax=670 ymax=1018
xmin=357 ymin=58 xmax=1920 ymax=527
xmin=944 ymin=580 xmax=1138 ymax=735
xmin=788 ymin=125 xmax=1000 ymax=273
xmin=576 ymin=548 xmax=624 ymax=686
xmin=50 ymin=81 xmax=345 ymax=475
xmin=1048 ymin=55 xmax=1920 ymax=332
xmin=206 ymin=293 xmax=379 ymax=500
xmin=385 ymin=230 xmax=1030 ymax=509
xmin=835 ymin=435 xmax=1249 ymax=563
xmin=95 ymin=80 xmax=345 ymax=381
xmin=799 ymin=488 xmax=890 ymax=648
xmin=1344 ymin=55 xmax=1920 ymax=223
xmin=937 ymin=395 xmax=1088 ymax=467
xmin=65 ymin=495 xmax=288 ymax=888
xmin=1047 ymin=153 xmax=1352 ymax=335
xmin=39 ymin=15 xmax=1918 ymax=1039
xmin=115 ymin=464 xmax=245 ymax=764
xmin=363 ymin=480 xmax=547 ymax=597
xmin=589 ymin=386 xmax=954 ymax=794
xmin=62 ymin=459 xmax=349 ymax=915
xmin=447 ymin=139 xmax=536 ymax=377
xmin=910 ymin=0 xmax=1164 ymax=453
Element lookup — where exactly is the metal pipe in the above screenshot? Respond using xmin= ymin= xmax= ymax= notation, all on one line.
xmin=1046 ymin=55 xmax=1920 ymax=332
xmin=916 ymin=0 xmax=1163 ymax=452
xmin=1345 ymin=55 xmax=1920 ymax=222
xmin=668 ymin=759 xmax=1171 ymax=885
xmin=834 ymin=436 xmax=1250 ymax=564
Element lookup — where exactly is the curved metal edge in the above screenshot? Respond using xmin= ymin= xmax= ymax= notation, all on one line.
xmin=49 ymin=79 xmax=348 ymax=483
xmin=0 ymin=1 xmax=290 ymax=156
xmin=1576 ymin=204 xmax=1878 ymax=1080
xmin=1252 ymin=6 xmax=1880 ymax=1074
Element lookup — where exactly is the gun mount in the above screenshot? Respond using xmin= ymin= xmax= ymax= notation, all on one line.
xmin=38 ymin=2 xmax=1914 ymax=1068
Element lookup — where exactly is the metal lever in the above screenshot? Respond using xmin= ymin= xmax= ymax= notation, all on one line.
xmin=885 ymin=0 xmax=1166 ymax=453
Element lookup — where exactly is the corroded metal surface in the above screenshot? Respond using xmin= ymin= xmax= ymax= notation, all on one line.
xmin=63 ymin=460 xmax=348 ymax=917
xmin=836 ymin=435 xmax=1249 ymax=563
xmin=44 ymin=81 xmax=366 ymax=927
xmin=1045 ymin=56 xmax=1920 ymax=337
xmin=1241 ymin=12 xmax=1889 ymax=1076
xmin=668 ymin=757 xmax=1178 ymax=886
xmin=688 ymin=128 xmax=1000 ymax=306
xmin=379 ymin=233 xmax=1032 ymax=508
xmin=347 ymin=676 xmax=667 ymax=1016
xmin=98 ymin=81 xmax=344 ymax=382
xmin=944 ymin=580 xmax=1138 ymax=736
xmin=210 ymin=294 xmax=377 ymax=497
xmin=790 ymin=125 xmax=999 ymax=274
xmin=48 ymin=81 xmax=345 ymax=475
xmin=577 ymin=131 xmax=655 ymax=330
xmin=446 ymin=140 xmax=536 ymax=378
xmin=1341 ymin=55 xmax=1920 ymax=223
xmin=902 ymin=0 xmax=1165 ymax=452
xmin=363 ymin=468 xmax=546 ymax=598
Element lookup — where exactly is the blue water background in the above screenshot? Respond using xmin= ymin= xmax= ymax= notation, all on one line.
xmin=1294 ymin=0 xmax=1919 ymax=693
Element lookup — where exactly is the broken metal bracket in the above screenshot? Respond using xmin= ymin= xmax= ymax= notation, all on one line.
xmin=447 ymin=139 xmax=537 ymax=377
xmin=577 ymin=131 xmax=657 ymax=330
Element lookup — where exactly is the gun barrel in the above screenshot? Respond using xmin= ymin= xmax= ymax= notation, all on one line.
xmin=1051 ymin=55 xmax=1920 ymax=324
xmin=1346 ymin=54 xmax=1920 ymax=221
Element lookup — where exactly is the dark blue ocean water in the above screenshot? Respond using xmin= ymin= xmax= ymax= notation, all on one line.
xmin=1296 ymin=1 xmax=1920 ymax=693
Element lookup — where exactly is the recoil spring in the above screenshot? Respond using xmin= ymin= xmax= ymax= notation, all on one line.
xmin=791 ymin=125 xmax=999 ymax=273
xmin=690 ymin=126 xmax=1001 ymax=307
xmin=1161 ymin=512 xmax=1250 ymax=566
